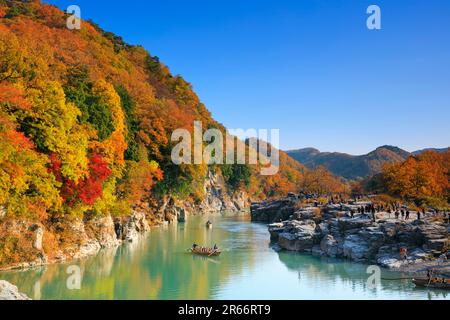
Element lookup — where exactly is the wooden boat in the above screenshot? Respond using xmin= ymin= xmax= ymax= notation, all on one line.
xmin=189 ymin=246 xmax=221 ymax=256
xmin=413 ymin=277 xmax=450 ymax=290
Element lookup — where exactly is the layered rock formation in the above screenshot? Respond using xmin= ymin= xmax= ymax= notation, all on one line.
xmin=253 ymin=197 xmax=449 ymax=269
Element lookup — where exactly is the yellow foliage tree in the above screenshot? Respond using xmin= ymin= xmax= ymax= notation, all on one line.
xmin=0 ymin=112 xmax=61 ymax=219
xmin=23 ymin=81 xmax=90 ymax=181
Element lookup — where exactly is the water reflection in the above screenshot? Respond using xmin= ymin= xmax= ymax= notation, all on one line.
xmin=275 ymin=249 xmax=449 ymax=300
xmin=0 ymin=214 xmax=448 ymax=300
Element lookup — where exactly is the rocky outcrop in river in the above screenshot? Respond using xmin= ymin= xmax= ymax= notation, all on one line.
xmin=253 ymin=197 xmax=449 ymax=270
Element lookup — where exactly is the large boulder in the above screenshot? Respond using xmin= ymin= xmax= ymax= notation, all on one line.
xmin=0 ymin=281 xmax=30 ymax=300
xmin=416 ymin=224 xmax=449 ymax=252
xmin=119 ymin=211 xmax=150 ymax=242
xmin=84 ymin=215 xmax=121 ymax=248
xmin=30 ymin=224 xmax=44 ymax=251
xmin=174 ymin=206 xmax=186 ymax=222
xmin=320 ymin=234 xmax=342 ymax=257
xmin=342 ymin=227 xmax=385 ymax=262
xmin=277 ymin=220 xmax=317 ymax=252
xmin=377 ymin=256 xmax=404 ymax=269
xmin=268 ymin=222 xmax=285 ymax=241
xmin=251 ymin=198 xmax=298 ymax=223
xmin=343 ymin=235 xmax=371 ymax=262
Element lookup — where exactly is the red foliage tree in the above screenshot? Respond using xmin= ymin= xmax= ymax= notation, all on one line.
xmin=0 ymin=82 xmax=32 ymax=110
xmin=49 ymin=153 xmax=112 ymax=206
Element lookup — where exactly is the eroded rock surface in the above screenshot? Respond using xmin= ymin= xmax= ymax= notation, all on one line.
xmin=0 ymin=281 xmax=30 ymax=300
xmin=256 ymin=196 xmax=449 ymax=269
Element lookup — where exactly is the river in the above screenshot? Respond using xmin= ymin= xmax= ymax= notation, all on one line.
xmin=1 ymin=213 xmax=448 ymax=300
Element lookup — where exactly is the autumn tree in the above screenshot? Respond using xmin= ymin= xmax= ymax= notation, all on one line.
xmin=373 ymin=151 xmax=450 ymax=207
xmin=0 ymin=112 xmax=61 ymax=219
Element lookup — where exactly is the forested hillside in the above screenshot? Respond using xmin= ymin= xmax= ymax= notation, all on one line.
xmin=364 ymin=150 xmax=450 ymax=209
xmin=0 ymin=0 xmax=346 ymax=226
xmin=287 ymin=146 xmax=412 ymax=180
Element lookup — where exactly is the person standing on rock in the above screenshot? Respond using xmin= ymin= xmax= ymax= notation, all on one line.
xmin=405 ymin=210 xmax=410 ymax=220
xmin=400 ymin=247 xmax=408 ymax=262
xmin=371 ymin=206 xmax=376 ymax=222
xmin=395 ymin=211 xmax=399 ymax=219
xmin=401 ymin=210 xmax=405 ymax=220
xmin=417 ymin=211 xmax=421 ymax=221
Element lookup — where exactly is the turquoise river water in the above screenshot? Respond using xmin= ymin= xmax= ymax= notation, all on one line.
xmin=1 ymin=213 xmax=449 ymax=300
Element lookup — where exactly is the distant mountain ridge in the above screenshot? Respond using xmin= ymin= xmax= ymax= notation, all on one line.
xmin=412 ymin=148 xmax=449 ymax=155
xmin=286 ymin=146 xmax=449 ymax=180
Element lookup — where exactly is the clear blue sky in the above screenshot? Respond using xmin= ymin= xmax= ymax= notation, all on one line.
xmin=46 ymin=0 xmax=450 ymax=155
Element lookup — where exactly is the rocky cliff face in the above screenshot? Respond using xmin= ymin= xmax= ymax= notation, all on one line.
xmin=149 ymin=170 xmax=250 ymax=224
xmin=253 ymin=197 xmax=449 ymax=269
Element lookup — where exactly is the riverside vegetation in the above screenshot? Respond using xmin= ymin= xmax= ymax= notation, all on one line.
xmin=0 ymin=0 xmax=449 ymax=296
xmin=252 ymin=149 xmax=450 ymax=273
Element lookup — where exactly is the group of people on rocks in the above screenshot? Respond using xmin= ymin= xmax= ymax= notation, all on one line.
xmin=295 ymin=192 xmax=449 ymax=225
xmin=348 ymin=202 xmax=449 ymax=224
xmin=355 ymin=204 xmax=381 ymax=222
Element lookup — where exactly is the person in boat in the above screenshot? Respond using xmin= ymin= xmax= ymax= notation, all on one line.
xmin=192 ymin=243 xmax=198 ymax=250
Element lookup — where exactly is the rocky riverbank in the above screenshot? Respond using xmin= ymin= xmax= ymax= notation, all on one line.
xmin=0 ymin=211 xmax=151 ymax=272
xmin=0 ymin=170 xmax=250 ymax=273
xmin=0 ymin=280 xmax=30 ymax=300
xmin=252 ymin=196 xmax=450 ymax=273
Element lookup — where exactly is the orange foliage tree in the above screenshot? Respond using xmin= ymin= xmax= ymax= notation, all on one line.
xmin=379 ymin=151 xmax=450 ymax=206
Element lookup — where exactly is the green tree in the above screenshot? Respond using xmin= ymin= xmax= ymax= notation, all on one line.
xmin=64 ymin=66 xmax=115 ymax=141
xmin=115 ymin=85 xmax=139 ymax=161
